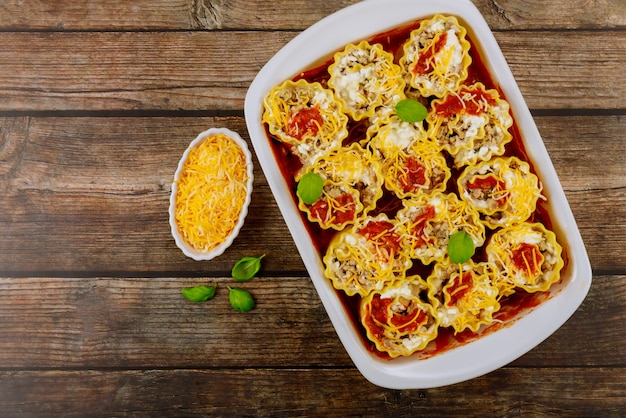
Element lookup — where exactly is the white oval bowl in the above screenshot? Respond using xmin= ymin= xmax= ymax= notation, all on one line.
xmin=169 ymin=128 xmax=254 ymax=261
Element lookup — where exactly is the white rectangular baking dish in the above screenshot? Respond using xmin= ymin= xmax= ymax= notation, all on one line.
xmin=244 ymin=0 xmax=591 ymax=389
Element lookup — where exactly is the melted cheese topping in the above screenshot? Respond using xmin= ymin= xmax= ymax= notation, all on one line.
xmin=384 ymin=138 xmax=451 ymax=199
xmin=174 ymin=133 xmax=249 ymax=252
xmin=369 ymin=115 xmax=428 ymax=154
xmin=312 ymin=143 xmax=384 ymax=212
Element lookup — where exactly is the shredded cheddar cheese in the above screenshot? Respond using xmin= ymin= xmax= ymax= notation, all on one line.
xmin=174 ymin=133 xmax=249 ymax=252
xmin=360 ymin=278 xmax=440 ymax=357
xmin=428 ymin=261 xmax=500 ymax=334
xmin=486 ymin=223 xmax=564 ymax=293
xmin=328 ymin=40 xmax=406 ymax=121
xmin=401 ymin=15 xmax=471 ymax=98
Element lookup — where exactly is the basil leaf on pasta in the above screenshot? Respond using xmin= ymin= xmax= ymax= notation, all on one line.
xmin=297 ymin=172 xmax=324 ymax=204
xmin=395 ymin=99 xmax=427 ymax=123
xmin=448 ymin=231 xmax=475 ymax=264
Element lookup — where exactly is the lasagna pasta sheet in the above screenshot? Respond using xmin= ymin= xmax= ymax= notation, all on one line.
xmin=457 ymin=156 xmax=543 ymax=229
xmin=360 ymin=277 xmax=440 ymax=357
xmin=486 ymin=222 xmax=564 ymax=294
xmin=427 ymin=83 xmax=513 ymax=167
xmin=369 ymin=115 xmax=451 ymax=199
xmin=323 ymin=214 xmax=412 ymax=296
xmin=298 ymin=180 xmax=364 ymax=230
xmin=400 ymin=15 xmax=472 ymax=98
xmin=328 ymin=41 xmax=405 ymax=121
xmin=396 ymin=193 xmax=486 ymax=265
xmin=297 ymin=143 xmax=384 ymax=229
xmin=262 ymin=79 xmax=348 ymax=178
xmin=427 ymin=260 xmax=500 ymax=333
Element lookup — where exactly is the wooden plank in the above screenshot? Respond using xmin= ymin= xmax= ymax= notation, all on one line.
xmin=0 ymin=275 xmax=622 ymax=369
xmin=538 ymin=115 xmax=626 ymax=192
xmin=0 ymin=367 xmax=623 ymax=416
xmin=0 ymin=31 xmax=624 ymax=112
xmin=0 ymin=0 xmax=623 ymax=31
xmin=0 ymin=31 xmax=293 ymax=112
xmin=494 ymin=33 xmax=626 ymax=111
xmin=0 ymin=115 xmax=623 ymax=274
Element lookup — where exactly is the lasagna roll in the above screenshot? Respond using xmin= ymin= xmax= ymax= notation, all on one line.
xmin=262 ymin=79 xmax=348 ymax=174
xmin=369 ymin=115 xmax=450 ymax=199
xmin=311 ymin=143 xmax=384 ymax=213
xmin=328 ymin=41 xmax=405 ymax=121
xmin=383 ymin=140 xmax=450 ymax=199
xmin=400 ymin=15 xmax=472 ymax=98
xmin=427 ymin=83 xmax=512 ymax=166
xmin=367 ymin=113 xmax=428 ymax=155
xmin=298 ymin=180 xmax=363 ymax=230
xmin=457 ymin=156 xmax=543 ymax=229
xmin=427 ymin=259 xmax=500 ymax=333
xmin=397 ymin=193 xmax=485 ymax=265
xmin=485 ymin=222 xmax=564 ymax=295
xmin=360 ymin=277 xmax=439 ymax=357
xmin=323 ymin=214 xmax=412 ymax=296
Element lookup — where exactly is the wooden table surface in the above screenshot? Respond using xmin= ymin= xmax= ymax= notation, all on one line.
xmin=1 ymin=0 xmax=624 ymax=416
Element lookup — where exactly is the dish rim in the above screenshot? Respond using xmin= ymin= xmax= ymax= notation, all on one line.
xmin=244 ymin=0 xmax=592 ymax=389
xmin=169 ymin=127 xmax=254 ymax=261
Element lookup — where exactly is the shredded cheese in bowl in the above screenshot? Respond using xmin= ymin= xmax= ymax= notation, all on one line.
xmin=169 ymin=128 xmax=254 ymax=260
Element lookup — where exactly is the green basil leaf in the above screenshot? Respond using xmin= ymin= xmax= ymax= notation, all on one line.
xmin=228 ymin=286 xmax=255 ymax=312
xmin=232 ymin=254 xmax=265 ymax=282
xmin=181 ymin=285 xmax=217 ymax=303
xmin=395 ymin=99 xmax=428 ymax=123
xmin=448 ymin=231 xmax=475 ymax=264
xmin=297 ymin=172 xmax=324 ymax=204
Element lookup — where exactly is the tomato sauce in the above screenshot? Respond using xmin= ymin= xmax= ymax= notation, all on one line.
xmin=433 ymin=86 xmax=499 ymax=118
xmin=413 ymin=32 xmax=448 ymax=75
xmin=446 ymin=271 xmax=473 ymax=307
xmin=467 ymin=174 xmax=507 ymax=205
xmin=511 ymin=242 xmax=544 ymax=276
xmin=400 ymin=156 xmax=427 ymax=192
xmin=288 ymin=107 xmax=323 ymax=140
xmin=310 ymin=192 xmax=356 ymax=226
xmin=266 ymin=16 xmax=568 ymax=361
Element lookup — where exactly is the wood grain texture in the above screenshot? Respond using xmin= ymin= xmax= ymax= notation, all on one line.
xmin=0 ymin=0 xmax=623 ymax=415
xmin=0 ymin=275 xmax=623 ymax=369
xmin=0 ymin=0 xmax=623 ymax=30
xmin=0 ymin=31 xmax=624 ymax=111
xmin=0 ymin=115 xmax=623 ymax=274
xmin=0 ymin=368 xmax=623 ymax=417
